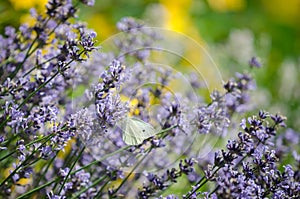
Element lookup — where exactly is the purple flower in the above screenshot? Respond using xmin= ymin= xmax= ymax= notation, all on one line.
xmin=80 ymin=0 xmax=95 ymax=6
xmin=249 ymin=57 xmax=262 ymax=68
xmin=137 ymin=158 xmax=196 ymax=199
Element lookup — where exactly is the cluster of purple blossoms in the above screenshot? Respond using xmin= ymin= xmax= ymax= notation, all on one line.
xmin=94 ymin=60 xmax=128 ymax=129
xmin=183 ymin=111 xmax=300 ymax=198
xmin=138 ymin=158 xmax=196 ymax=199
xmin=0 ymin=0 xmax=299 ymax=199
xmin=0 ymin=0 xmax=97 ymax=196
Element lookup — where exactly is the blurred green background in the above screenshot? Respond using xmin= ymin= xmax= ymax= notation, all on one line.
xmin=1 ymin=0 xmax=299 ymax=129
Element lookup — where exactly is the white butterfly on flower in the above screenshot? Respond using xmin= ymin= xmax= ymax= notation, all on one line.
xmin=121 ymin=117 xmax=156 ymax=146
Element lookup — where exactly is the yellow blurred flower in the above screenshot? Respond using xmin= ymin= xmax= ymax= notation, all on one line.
xmin=9 ymin=0 xmax=47 ymax=10
xmin=4 ymin=167 xmax=32 ymax=186
xmin=9 ymin=0 xmax=48 ymax=25
xmin=262 ymin=0 xmax=300 ymax=26
xmin=207 ymin=0 xmax=246 ymax=12
xmin=160 ymin=0 xmax=192 ymax=32
xmin=159 ymin=0 xmax=223 ymax=91
xmin=20 ymin=14 xmax=37 ymax=26
xmin=87 ymin=13 xmax=116 ymax=41
xmin=57 ymin=138 xmax=75 ymax=159
xmin=121 ymin=95 xmax=140 ymax=116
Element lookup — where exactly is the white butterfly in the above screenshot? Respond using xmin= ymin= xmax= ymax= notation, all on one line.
xmin=122 ymin=117 xmax=156 ymax=146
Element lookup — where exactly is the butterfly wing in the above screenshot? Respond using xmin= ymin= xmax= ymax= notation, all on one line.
xmin=123 ymin=117 xmax=156 ymax=145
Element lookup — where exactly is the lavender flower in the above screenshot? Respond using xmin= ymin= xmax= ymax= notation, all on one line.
xmin=0 ymin=1 xmax=299 ymax=199
xmin=94 ymin=59 xmax=128 ymax=130
xmin=137 ymin=158 xmax=196 ymax=199
xmin=184 ymin=111 xmax=300 ymax=198
xmin=249 ymin=56 xmax=262 ymax=68
xmin=80 ymin=0 xmax=95 ymax=6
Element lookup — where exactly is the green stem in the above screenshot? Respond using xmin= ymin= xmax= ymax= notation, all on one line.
xmin=156 ymin=125 xmax=178 ymax=137
xmin=16 ymin=145 xmax=131 ymax=199
xmin=17 ymin=70 xmax=59 ymax=109
xmin=16 ymin=177 xmax=61 ymax=199
xmin=0 ymin=134 xmax=53 ymax=187
xmin=63 ymin=147 xmax=79 ymax=168
xmin=34 ymin=154 xmax=57 ymax=187
xmin=8 ymin=17 xmax=54 ymax=81
xmin=7 ymin=17 xmax=51 ymax=81
xmin=0 ymin=26 xmax=82 ymax=129
xmin=113 ymin=150 xmax=150 ymax=196
xmin=8 ymin=37 xmax=38 ymax=81
xmin=18 ymin=49 xmax=85 ymax=110
xmin=16 ymin=126 xmax=176 ymax=198
xmin=57 ymin=146 xmax=86 ymax=195
xmin=3 ymin=52 xmax=80 ymax=131
xmin=184 ymin=165 xmax=219 ymax=199
xmin=52 ymin=147 xmax=79 ymax=191
xmin=0 ymin=133 xmax=54 ymax=162
xmin=94 ymin=179 xmax=110 ymax=199
xmin=110 ymin=126 xmax=177 ymax=197
xmin=70 ymin=175 xmax=106 ymax=199
xmin=76 ymin=145 xmax=131 ymax=173
xmin=22 ymin=55 xmax=59 ymax=77
xmin=0 ymin=69 xmax=59 ymax=129
xmin=0 ymin=116 xmax=10 ymax=130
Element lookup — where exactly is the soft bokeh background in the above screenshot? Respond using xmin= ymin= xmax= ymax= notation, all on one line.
xmin=1 ymin=0 xmax=299 ymax=129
